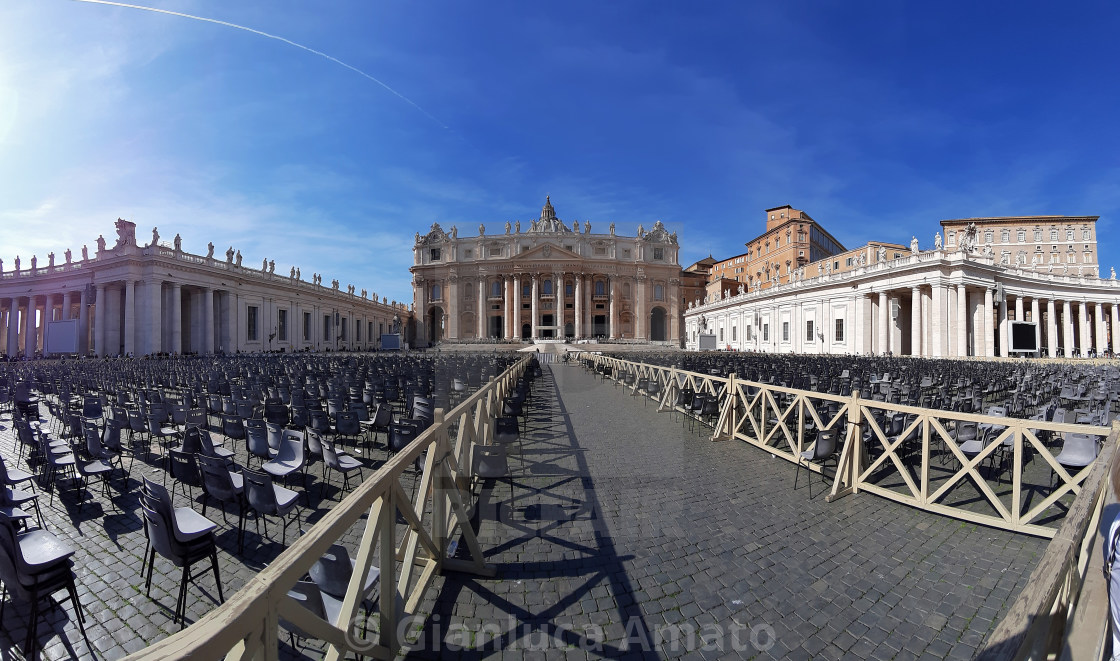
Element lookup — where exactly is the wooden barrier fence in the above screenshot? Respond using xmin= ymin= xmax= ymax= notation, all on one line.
xmin=123 ymin=355 xmax=531 ymax=660
xmin=581 ymin=352 xmax=1117 ymax=539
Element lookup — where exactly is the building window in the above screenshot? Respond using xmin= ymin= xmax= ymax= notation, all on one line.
xmin=985 ymin=231 xmax=993 ymax=244
xmin=745 ymin=325 xmax=752 ymax=341
xmin=1067 ymin=230 xmax=1075 ymax=241
xmin=1034 ymin=230 xmax=1042 ymax=242
xmin=1051 ymin=228 xmax=1059 ymax=241
xmin=1083 ymin=229 xmax=1092 ymax=241
xmin=303 ymin=312 xmax=311 ymax=341
xmin=522 ymin=284 xmax=530 ymax=298
xmin=464 ymin=249 xmax=472 ymax=258
xmin=805 ymin=320 xmax=814 ymax=342
xmin=430 ymin=284 xmax=441 ymax=301
xmin=654 ymin=284 xmax=664 ymax=301
xmin=1084 ymin=252 xmax=1093 ymax=263
xmin=489 ymin=246 xmax=502 ymax=257
xmin=732 ymin=326 xmax=737 ymax=341
xmin=1068 ymin=253 xmax=1075 ymax=264
xmin=947 ymin=232 xmax=956 ymax=246
xmin=430 ymin=248 xmax=441 ymax=261
xmin=340 ymin=318 xmax=347 ymax=341
xmin=595 ymin=281 xmax=606 ymax=296
xmin=833 ymin=261 xmax=840 ymax=270
xmin=763 ymin=324 xmax=769 ymax=341
xmin=1017 ymin=230 xmax=1026 ymax=243
xmin=565 ymin=281 xmax=573 ymax=296
xmin=247 ymin=306 xmax=259 ymax=341
xmin=846 ymin=257 xmax=853 ymax=267
xmin=1001 ymin=230 xmax=1010 ymax=243
xmin=491 ymin=281 xmax=501 ymax=298
xmin=834 ymin=318 xmax=844 ymax=342
xmin=278 ymin=309 xmax=288 ymax=342
xmin=542 ymin=279 xmax=553 ymax=295
xmin=594 ymin=246 xmax=607 ymax=255
xmin=355 ymin=320 xmax=361 ymax=342
xmin=323 ymin=315 xmax=331 ymax=341
xmin=653 ymin=247 xmax=664 ymax=260
xmin=782 ymin=321 xmax=789 ymax=342
xmin=719 ymin=328 xmax=723 ymax=342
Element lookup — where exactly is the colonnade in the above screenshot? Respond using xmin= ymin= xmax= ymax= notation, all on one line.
xmin=861 ymin=283 xmax=1119 ymax=358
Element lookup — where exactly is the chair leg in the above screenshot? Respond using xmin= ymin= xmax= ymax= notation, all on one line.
xmin=211 ymin=549 xmax=224 ymax=603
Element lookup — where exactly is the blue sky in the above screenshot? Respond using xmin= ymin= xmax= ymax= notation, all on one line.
xmin=2 ymin=1 xmax=1119 ymax=304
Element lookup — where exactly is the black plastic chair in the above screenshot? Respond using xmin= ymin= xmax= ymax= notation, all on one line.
xmin=242 ymin=468 xmax=301 ymax=548
xmin=138 ymin=500 xmax=223 ymax=628
xmin=794 ymin=427 xmax=840 ymax=498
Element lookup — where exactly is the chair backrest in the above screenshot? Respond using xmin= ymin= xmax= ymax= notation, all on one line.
xmin=223 ymin=415 xmax=247 ymax=440
xmin=181 ymin=426 xmax=203 ymax=454
xmin=306 ymin=429 xmax=325 ymax=457
xmin=335 ymin=411 xmax=360 ymax=435
xmin=0 ymin=518 xmax=31 ymax=601
xmin=142 ymin=476 xmax=179 ymax=527
xmin=956 ymin=420 xmax=978 ymax=442
xmin=169 ymin=449 xmax=202 ymax=487
xmin=309 ymin=410 xmax=331 ymax=434
xmin=266 ymin=422 xmax=285 ymax=451
xmin=139 ymin=500 xmax=180 ymax=561
xmin=85 ymin=422 xmax=106 ymax=457
xmin=321 ymin=439 xmax=345 ymax=470
xmin=472 ymin=444 xmax=508 ymax=479
xmin=372 ymin=404 xmax=392 ymax=427
xmin=242 ymin=468 xmax=279 ymax=515
xmin=389 ymin=421 xmax=418 ymax=453
xmin=815 ymin=428 xmax=839 ymax=458
xmin=247 ymin=422 xmax=272 ymax=459
xmin=277 ymin=431 xmax=305 ymax=465
xmin=494 ymin=416 xmax=519 ymax=441
xmin=197 ymin=454 xmax=238 ymax=500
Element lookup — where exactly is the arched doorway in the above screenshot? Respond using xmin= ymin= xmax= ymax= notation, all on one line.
xmin=521 ymin=323 xmax=531 ymax=339
xmin=427 ymin=307 xmax=444 ymax=345
xmin=564 ymin=322 xmax=574 ymax=337
xmin=650 ymin=307 xmax=667 ymax=341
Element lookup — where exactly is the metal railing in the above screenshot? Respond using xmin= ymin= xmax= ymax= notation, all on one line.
xmin=124 ymin=355 xmax=530 ymax=660
xmin=582 ymin=352 xmax=1116 ymax=539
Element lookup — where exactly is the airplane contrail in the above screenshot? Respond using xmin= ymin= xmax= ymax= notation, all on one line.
xmin=67 ymin=0 xmax=448 ymax=129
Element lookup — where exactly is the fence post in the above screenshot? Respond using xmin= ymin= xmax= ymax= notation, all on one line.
xmin=827 ymin=387 xmax=861 ymax=502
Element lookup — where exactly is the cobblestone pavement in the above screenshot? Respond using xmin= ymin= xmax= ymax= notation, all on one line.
xmin=0 ymin=363 xmax=1048 ymax=660
xmin=400 ymin=364 xmax=1047 ymax=660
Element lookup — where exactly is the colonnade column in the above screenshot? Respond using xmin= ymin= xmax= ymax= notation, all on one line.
xmin=62 ymin=292 xmax=72 ymax=321
xmin=998 ymin=295 xmax=1008 ymax=358
xmin=930 ymin=285 xmax=944 ymax=357
xmin=1031 ymin=298 xmax=1041 ymax=355
xmin=574 ymin=274 xmax=583 ymax=338
xmin=94 ymin=285 xmax=107 ymax=356
xmin=530 ymin=274 xmax=539 ymax=339
xmin=983 ymin=287 xmax=995 ymax=357
xmin=123 ymin=280 xmax=136 ymax=356
xmin=1062 ymin=300 xmax=1074 ymax=357
xmin=23 ymin=295 xmax=37 ymax=358
xmin=554 ymin=271 xmax=563 ymax=337
xmin=956 ymin=284 xmax=967 ymax=357
xmin=1078 ymin=302 xmax=1090 ymax=355
xmin=512 ymin=275 xmax=521 ymax=340
xmin=170 ymin=283 xmax=183 ymax=354
xmin=6 ymin=299 xmax=17 ymax=357
xmin=77 ymin=288 xmax=88 ymax=355
xmin=1096 ymin=302 xmax=1107 ymax=355
xmin=877 ymin=291 xmax=888 ymax=355
xmin=910 ymin=286 xmax=921 ymax=357
xmin=1046 ymin=299 xmax=1057 ymax=357
xmin=202 ymin=288 xmax=214 ymax=353
xmin=1113 ymin=303 xmax=1120 ymax=355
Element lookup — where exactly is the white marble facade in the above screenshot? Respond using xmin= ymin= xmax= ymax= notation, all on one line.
xmin=0 ymin=219 xmax=407 ymax=357
xmin=685 ymin=245 xmax=1120 ymax=358
xmin=410 ymin=197 xmax=682 ymax=345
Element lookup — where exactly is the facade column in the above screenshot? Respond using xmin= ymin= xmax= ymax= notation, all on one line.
xmin=877 ymin=291 xmax=888 ymax=355
xmin=609 ymin=276 xmax=619 ymax=339
xmin=910 ymin=286 xmax=922 ymax=357
xmin=170 ymin=283 xmax=183 ymax=354
xmin=1062 ymin=300 xmax=1074 ymax=357
xmin=447 ymin=277 xmax=459 ymax=340
xmin=956 ymin=284 xmax=967 ymax=357
xmin=1096 ymin=302 xmax=1107 ymax=355
xmin=1014 ymin=295 xmax=1024 ymax=322
xmin=77 ymin=288 xmax=89 ymax=355
xmin=477 ymin=278 xmax=485 ymax=339
xmin=124 ymin=280 xmax=136 ymax=356
xmin=1078 ymin=301 xmax=1090 ymax=356
xmin=24 ymin=295 xmax=37 ymax=358
xmin=512 ymin=275 xmax=522 ymax=340
xmin=202 ymin=288 xmax=215 ymax=353
xmin=574 ymin=273 xmax=583 ymax=338
xmin=983 ymin=287 xmax=995 ymax=357
xmin=947 ymin=286 xmax=957 ymax=356
xmin=225 ymin=290 xmax=237 ymax=353
xmin=62 ymin=291 xmax=72 ymax=321
xmin=854 ymin=294 xmax=865 ymax=355
xmin=1046 ymin=299 xmax=1057 ymax=357
xmin=554 ymin=271 xmax=563 ymax=338
xmin=636 ymin=276 xmax=646 ymax=341
xmin=530 ymin=274 xmax=539 ymax=339
xmin=998 ymin=296 xmax=1009 ymax=358
xmin=1031 ymin=298 xmax=1041 ymax=355
xmin=147 ymin=281 xmax=163 ymax=355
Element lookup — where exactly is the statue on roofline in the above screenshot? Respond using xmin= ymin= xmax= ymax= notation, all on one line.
xmin=64 ymin=249 xmax=71 ymax=264
xmin=82 ymin=245 xmax=89 ymax=260
xmin=207 ymin=242 xmax=215 ymax=258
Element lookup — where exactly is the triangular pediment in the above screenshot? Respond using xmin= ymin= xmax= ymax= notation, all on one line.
xmin=513 ymin=242 xmax=581 ymax=261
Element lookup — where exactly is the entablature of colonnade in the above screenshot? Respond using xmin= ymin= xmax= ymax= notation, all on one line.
xmin=0 ymin=218 xmax=409 ymax=316
xmin=686 ymin=247 xmax=1120 ymax=318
